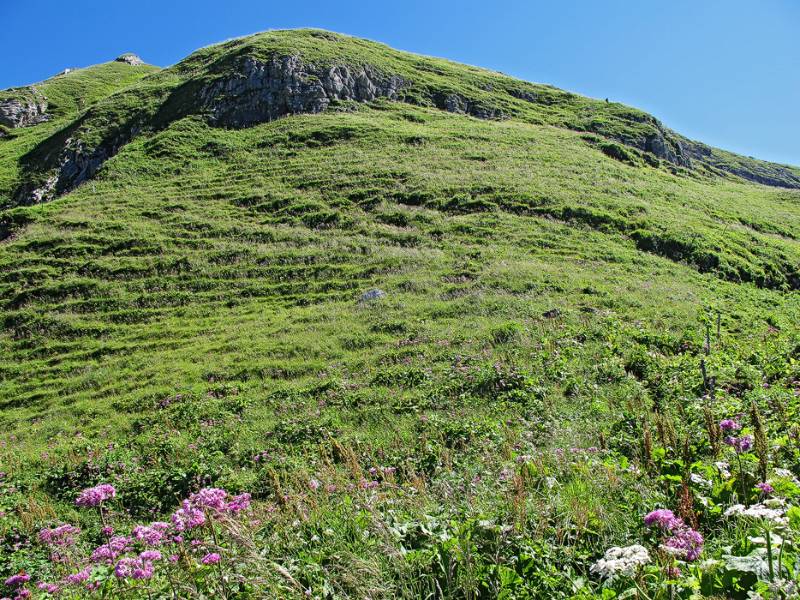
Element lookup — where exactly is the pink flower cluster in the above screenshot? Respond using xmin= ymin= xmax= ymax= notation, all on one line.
xmin=4 ymin=573 xmax=30 ymax=588
xmin=644 ymin=509 xmax=703 ymax=561
xmin=63 ymin=567 xmax=90 ymax=585
xmin=114 ymin=556 xmax=155 ymax=580
xmin=719 ymin=419 xmax=741 ymax=433
xmin=132 ymin=522 xmax=170 ymax=546
xmin=39 ymin=524 xmax=81 ymax=548
xmin=719 ymin=418 xmax=752 ymax=453
xmin=755 ymin=482 xmax=774 ymax=495
xmin=91 ymin=536 xmax=133 ymax=563
xmin=724 ymin=434 xmax=753 ymax=454
xmin=37 ymin=582 xmax=60 ymax=594
xmin=23 ymin=485 xmax=253 ymax=590
xmin=170 ymin=488 xmax=251 ymax=531
xmin=75 ymin=483 xmax=116 ymax=507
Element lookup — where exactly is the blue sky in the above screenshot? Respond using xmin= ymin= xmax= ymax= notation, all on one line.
xmin=2 ymin=0 xmax=798 ymax=166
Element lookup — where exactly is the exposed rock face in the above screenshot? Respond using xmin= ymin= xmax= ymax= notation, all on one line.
xmin=14 ymin=125 xmax=141 ymax=205
xmin=200 ymin=56 xmax=406 ymax=127
xmin=682 ymin=142 xmax=800 ymax=189
xmin=643 ymin=124 xmax=691 ymax=167
xmin=116 ymin=54 xmax=145 ymax=66
xmin=432 ymin=91 xmax=504 ymax=120
xmin=0 ymin=89 xmax=48 ymax=128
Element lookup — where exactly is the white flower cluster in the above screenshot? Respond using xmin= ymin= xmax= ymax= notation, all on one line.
xmin=690 ymin=473 xmax=712 ymax=488
xmin=715 ymin=461 xmax=731 ymax=479
xmin=724 ymin=500 xmax=788 ymax=526
xmin=590 ymin=544 xmax=650 ymax=580
xmin=773 ymin=468 xmax=800 ymax=486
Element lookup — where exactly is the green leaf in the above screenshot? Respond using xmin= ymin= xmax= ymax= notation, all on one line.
xmin=788 ymin=505 xmax=800 ymax=531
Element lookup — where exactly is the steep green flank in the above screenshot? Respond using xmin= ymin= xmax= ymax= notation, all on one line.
xmin=0 ymin=29 xmax=799 ymax=599
xmin=0 ymin=60 xmax=159 ymax=201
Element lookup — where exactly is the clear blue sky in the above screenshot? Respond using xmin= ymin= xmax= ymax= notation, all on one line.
xmin=2 ymin=0 xmax=798 ymax=166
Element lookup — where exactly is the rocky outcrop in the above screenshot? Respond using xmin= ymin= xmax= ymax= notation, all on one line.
xmin=116 ymin=54 xmax=145 ymax=66
xmin=432 ymin=92 xmax=504 ymax=120
xmin=199 ymin=55 xmax=406 ymax=127
xmin=0 ymin=89 xmax=48 ymax=128
xmin=681 ymin=141 xmax=800 ymax=189
xmin=643 ymin=126 xmax=691 ymax=167
xmin=14 ymin=55 xmax=408 ymax=203
xmin=14 ymin=123 xmax=142 ymax=205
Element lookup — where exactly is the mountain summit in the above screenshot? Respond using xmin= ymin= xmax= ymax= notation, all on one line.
xmin=2 ymin=28 xmax=799 ymax=209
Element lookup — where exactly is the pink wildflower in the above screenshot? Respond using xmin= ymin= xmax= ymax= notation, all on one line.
xmin=132 ymin=522 xmax=170 ymax=546
xmin=663 ymin=527 xmax=704 ymax=561
xmin=63 ymin=567 xmax=91 ymax=585
xmin=39 ymin=524 xmax=81 ymax=547
xmin=171 ymin=501 xmax=206 ymax=531
xmin=4 ymin=573 xmax=30 ymax=587
xmin=756 ymin=482 xmax=774 ymax=495
xmin=226 ymin=493 xmax=251 ymax=514
xmin=719 ymin=419 xmax=741 ymax=432
xmin=724 ymin=435 xmax=753 ymax=453
xmin=644 ymin=509 xmax=681 ymax=531
xmin=308 ymin=478 xmax=321 ymax=491
xmin=75 ymin=484 xmax=116 ymax=507
xmin=201 ymin=552 xmax=221 ymax=565
xmin=90 ymin=536 xmax=132 ymax=563
xmin=36 ymin=583 xmax=59 ymax=595
xmin=114 ymin=557 xmax=154 ymax=580
xmin=188 ymin=488 xmax=227 ymax=511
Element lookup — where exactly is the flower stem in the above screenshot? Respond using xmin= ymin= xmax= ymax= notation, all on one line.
xmin=765 ymin=528 xmax=774 ymax=582
xmin=735 ymin=454 xmax=749 ymax=507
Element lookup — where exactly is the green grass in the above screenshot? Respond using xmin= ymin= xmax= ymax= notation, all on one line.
xmin=0 ymin=60 xmax=159 ymax=201
xmin=0 ymin=28 xmax=799 ymax=599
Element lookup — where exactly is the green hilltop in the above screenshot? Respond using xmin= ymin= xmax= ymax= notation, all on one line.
xmin=0 ymin=29 xmax=798 ymax=598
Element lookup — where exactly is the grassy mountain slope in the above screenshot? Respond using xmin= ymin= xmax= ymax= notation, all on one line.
xmin=0 ymin=60 xmax=160 ymax=201
xmin=3 ymin=29 xmax=800 ymax=209
xmin=0 ymin=29 xmax=799 ymax=599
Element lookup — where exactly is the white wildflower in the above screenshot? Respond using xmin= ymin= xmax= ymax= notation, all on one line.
xmin=699 ymin=558 xmax=720 ymax=571
xmin=772 ymin=468 xmax=800 ymax=485
xmin=747 ymin=533 xmax=784 ymax=547
xmin=724 ymin=503 xmax=788 ymax=526
xmin=590 ymin=544 xmax=650 ymax=580
xmin=762 ymin=497 xmax=787 ymax=509
xmin=715 ymin=461 xmax=731 ymax=479
xmin=690 ymin=473 xmax=712 ymax=488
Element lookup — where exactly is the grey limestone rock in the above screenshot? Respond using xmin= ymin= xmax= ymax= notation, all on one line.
xmin=0 ymin=89 xmax=48 ymax=128
xmin=116 ymin=53 xmax=145 ymax=66
xmin=200 ymin=55 xmax=406 ymax=127
xmin=359 ymin=288 xmax=387 ymax=303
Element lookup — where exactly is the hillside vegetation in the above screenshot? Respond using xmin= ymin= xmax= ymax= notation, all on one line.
xmin=0 ymin=29 xmax=799 ymax=599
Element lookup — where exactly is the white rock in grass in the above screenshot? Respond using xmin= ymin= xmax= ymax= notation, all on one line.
xmin=359 ymin=288 xmax=386 ymax=303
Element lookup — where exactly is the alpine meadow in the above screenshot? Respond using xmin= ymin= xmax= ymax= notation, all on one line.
xmin=0 ymin=28 xmax=799 ymax=599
